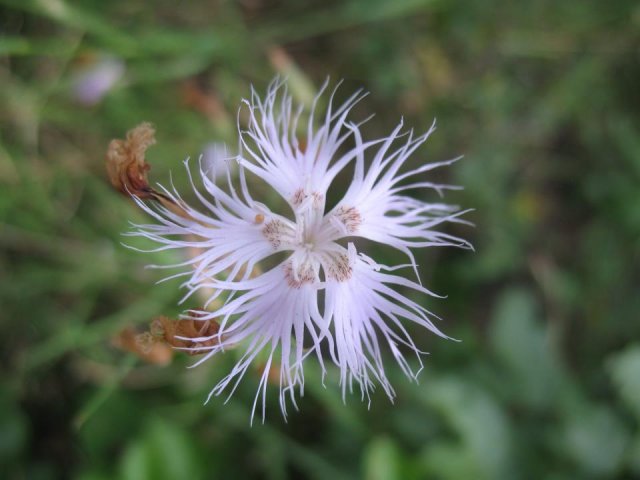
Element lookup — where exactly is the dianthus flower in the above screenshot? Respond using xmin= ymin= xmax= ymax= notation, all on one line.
xmin=128 ymin=79 xmax=472 ymax=421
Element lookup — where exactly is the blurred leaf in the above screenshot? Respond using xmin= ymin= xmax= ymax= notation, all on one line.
xmin=0 ymin=36 xmax=76 ymax=56
xmin=119 ymin=419 xmax=204 ymax=480
xmin=267 ymin=47 xmax=318 ymax=108
xmin=78 ymin=391 xmax=145 ymax=461
xmin=420 ymin=442 xmax=476 ymax=480
xmin=259 ymin=0 xmax=445 ymax=42
xmin=489 ymin=288 xmax=564 ymax=409
xmin=76 ymin=472 xmax=112 ymax=480
xmin=420 ymin=376 xmax=514 ymax=479
xmin=0 ymin=0 xmax=139 ymax=55
xmin=629 ymin=436 xmax=640 ymax=475
xmin=0 ymin=385 xmax=28 ymax=468
xmin=120 ymin=441 xmax=150 ymax=480
xmin=73 ymin=354 xmax=137 ymax=430
xmin=560 ymin=402 xmax=629 ymax=476
xmin=363 ymin=436 xmax=402 ymax=480
xmin=607 ymin=343 xmax=640 ymax=420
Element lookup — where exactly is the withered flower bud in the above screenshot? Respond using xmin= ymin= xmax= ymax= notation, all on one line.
xmin=151 ymin=315 xmax=221 ymax=355
xmin=106 ymin=123 xmax=195 ymax=221
xmin=106 ymin=122 xmax=156 ymax=198
xmin=112 ymin=327 xmax=173 ymax=365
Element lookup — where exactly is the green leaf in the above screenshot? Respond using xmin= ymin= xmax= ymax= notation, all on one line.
xmin=607 ymin=343 xmax=640 ymax=420
xmin=0 ymin=385 xmax=28 ymax=467
xmin=362 ymin=436 xmax=402 ymax=480
xmin=560 ymin=402 xmax=629 ymax=476
xmin=489 ymin=288 xmax=564 ymax=409
xmin=119 ymin=419 xmax=204 ymax=480
xmin=420 ymin=377 xmax=514 ymax=479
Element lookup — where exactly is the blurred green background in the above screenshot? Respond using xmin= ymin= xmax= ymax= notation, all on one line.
xmin=1 ymin=0 xmax=640 ymax=479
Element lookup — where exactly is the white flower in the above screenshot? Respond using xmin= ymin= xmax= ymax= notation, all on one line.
xmin=128 ymin=79 xmax=472 ymax=421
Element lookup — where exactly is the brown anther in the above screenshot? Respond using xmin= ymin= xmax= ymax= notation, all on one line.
xmin=326 ymin=252 xmax=353 ymax=282
xmin=262 ymin=218 xmax=287 ymax=249
xmin=290 ymin=188 xmax=306 ymax=207
xmin=283 ymin=261 xmax=316 ymax=288
xmin=254 ymin=213 xmax=265 ymax=224
xmin=335 ymin=206 xmax=362 ymax=234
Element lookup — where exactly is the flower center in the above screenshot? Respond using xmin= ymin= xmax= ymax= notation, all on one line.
xmin=261 ymin=188 xmax=357 ymax=287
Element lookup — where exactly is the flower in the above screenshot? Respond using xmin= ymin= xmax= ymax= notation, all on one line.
xmin=72 ymin=55 xmax=124 ymax=105
xmin=127 ymin=79 xmax=472 ymax=421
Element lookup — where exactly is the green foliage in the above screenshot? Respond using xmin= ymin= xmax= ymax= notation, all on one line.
xmin=1 ymin=0 xmax=639 ymax=479
xmin=489 ymin=289 xmax=565 ymax=409
xmin=608 ymin=344 xmax=640 ymax=421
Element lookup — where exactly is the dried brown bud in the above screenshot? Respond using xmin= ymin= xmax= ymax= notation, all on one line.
xmin=152 ymin=315 xmax=221 ymax=355
xmin=112 ymin=327 xmax=173 ymax=365
xmin=106 ymin=123 xmax=196 ymax=222
xmin=134 ymin=332 xmax=155 ymax=354
xmin=106 ymin=122 xmax=156 ymax=198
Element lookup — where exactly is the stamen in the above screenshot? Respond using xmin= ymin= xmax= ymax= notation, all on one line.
xmin=262 ymin=219 xmax=287 ymax=249
xmin=311 ymin=192 xmax=324 ymax=208
xmin=325 ymin=252 xmax=353 ymax=282
xmin=290 ymin=188 xmax=306 ymax=207
xmin=334 ymin=206 xmax=362 ymax=234
xmin=283 ymin=261 xmax=317 ymax=288
xmin=290 ymin=188 xmax=324 ymax=209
